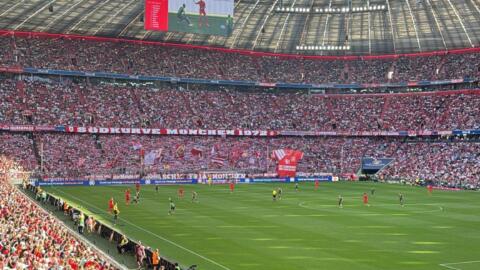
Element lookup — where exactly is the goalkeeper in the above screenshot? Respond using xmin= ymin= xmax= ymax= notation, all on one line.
xmin=177 ymin=4 xmax=192 ymax=26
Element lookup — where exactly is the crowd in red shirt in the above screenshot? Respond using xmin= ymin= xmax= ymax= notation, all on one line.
xmin=0 ymin=157 xmax=118 ymax=269
xmin=0 ymin=36 xmax=479 ymax=84
xmin=1 ymin=79 xmax=479 ymax=131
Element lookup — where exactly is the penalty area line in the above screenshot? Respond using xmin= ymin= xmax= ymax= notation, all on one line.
xmin=439 ymin=261 xmax=480 ymax=270
xmin=298 ymin=201 xmax=444 ymax=214
xmin=51 ymin=187 xmax=232 ymax=270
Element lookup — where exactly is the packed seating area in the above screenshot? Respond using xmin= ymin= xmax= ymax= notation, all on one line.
xmin=1 ymin=133 xmax=479 ymax=188
xmin=0 ymin=37 xmax=479 ymax=183
xmin=1 ymin=76 xmax=480 ymax=186
xmin=0 ymin=157 xmax=118 ymax=269
xmin=1 ymin=29 xmax=479 ymax=270
xmin=1 ymin=79 xmax=480 ymax=131
xmin=1 ymin=36 xmax=479 ymax=83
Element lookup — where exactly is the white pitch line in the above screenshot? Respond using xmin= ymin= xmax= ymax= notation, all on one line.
xmin=298 ymin=201 xmax=443 ymax=214
xmin=51 ymin=188 xmax=232 ymax=270
xmin=440 ymin=261 xmax=480 ymax=270
xmin=439 ymin=264 xmax=461 ymax=270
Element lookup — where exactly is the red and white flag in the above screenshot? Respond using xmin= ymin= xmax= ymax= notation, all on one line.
xmin=191 ymin=146 xmax=203 ymax=157
xmin=211 ymin=156 xmax=226 ymax=166
xmin=273 ymin=149 xmax=287 ymax=161
xmin=272 ymin=149 xmax=304 ymax=177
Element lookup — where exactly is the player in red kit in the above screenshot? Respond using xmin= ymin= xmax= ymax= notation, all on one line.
xmin=108 ymin=197 xmax=114 ymax=213
xmin=195 ymin=0 xmax=209 ymax=27
xmin=178 ymin=187 xmax=185 ymax=199
xmin=363 ymin=192 xmax=369 ymax=206
xmin=125 ymin=189 xmax=131 ymax=205
xmin=427 ymin=184 xmax=433 ymax=195
xmin=229 ymin=181 xmax=235 ymax=193
xmin=314 ymin=180 xmax=319 ymax=190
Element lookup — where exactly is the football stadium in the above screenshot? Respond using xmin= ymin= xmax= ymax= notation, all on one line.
xmin=0 ymin=0 xmax=480 ymax=269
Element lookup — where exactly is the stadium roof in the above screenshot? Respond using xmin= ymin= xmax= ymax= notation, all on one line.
xmin=0 ymin=0 xmax=479 ymax=56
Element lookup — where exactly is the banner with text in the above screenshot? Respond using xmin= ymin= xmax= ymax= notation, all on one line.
xmin=4 ymin=124 xmax=480 ymax=138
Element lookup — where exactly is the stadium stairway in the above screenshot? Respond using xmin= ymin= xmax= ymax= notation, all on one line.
xmin=30 ymin=132 xmax=42 ymax=168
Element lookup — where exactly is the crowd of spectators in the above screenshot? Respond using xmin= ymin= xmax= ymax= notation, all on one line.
xmin=2 ymin=34 xmax=478 ymax=270
xmin=0 ymin=157 xmax=119 ymax=269
xmin=0 ymin=134 xmax=37 ymax=172
xmin=0 ymin=36 xmax=479 ymax=84
xmin=0 ymin=35 xmax=479 ymax=187
xmin=1 ymin=77 xmax=480 ymax=186
xmin=1 ymin=79 xmax=480 ymax=131
xmin=1 ymin=133 xmax=479 ymax=187
xmin=377 ymin=139 xmax=480 ymax=188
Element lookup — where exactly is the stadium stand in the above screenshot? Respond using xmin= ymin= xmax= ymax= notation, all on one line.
xmin=1 ymin=80 xmax=480 ymax=131
xmin=1 ymin=0 xmax=480 ymax=267
xmin=0 ymin=31 xmax=479 ymax=270
xmin=0 ymin=163 xmax=119 ymax=269
xmin=0 ymin=36 xmax=479 ymax=84
xmin=1 ymin=33 xmax=480 ymax=188
xmin=1 ymin=78 xmax=480 ymax=186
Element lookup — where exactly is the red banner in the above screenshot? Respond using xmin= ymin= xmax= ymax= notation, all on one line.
xmin=65 ymin=126 xmax=277 ymax=137
xmin=0 ymin=124 xmax=476 ymax=138
xmin=0 ymin=66 xmax=23 ymax=73
xmin=273 ymin=149 xmax=304 ymax=177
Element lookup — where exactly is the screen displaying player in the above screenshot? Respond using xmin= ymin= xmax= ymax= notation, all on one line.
xmin=145 ymin=0 xmax=234 ymax=36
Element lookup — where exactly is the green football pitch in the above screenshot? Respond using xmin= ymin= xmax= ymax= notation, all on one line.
xmin=44 ymin=182 xmax=480 ymax=270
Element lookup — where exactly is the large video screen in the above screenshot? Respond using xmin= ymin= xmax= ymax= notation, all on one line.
xmin=145 ymin=0 xmax=234 ymax=36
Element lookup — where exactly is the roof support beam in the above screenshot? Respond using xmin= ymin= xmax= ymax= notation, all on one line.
xmin=445 ymin=0 xmax=474 ymax=47
xmin=93 ymin=0 xmax=137 ymax=36
xmin=470 ymin=0 xmax=480 ymax=16
xmin=117 ymin=9 xmax=144 ymax=37
xmin=319 ymin=0 xmax=333 ymax=55
xmin=231 ymin=0 xmax=260 ymax=48
xmin=404 ymin=0 xmax=422 ymax=52
xmin=367 ymin=0 xmax=372 ymax=54
xmin=40 ymin=0 xmax=86 ymax=32
xmin=234 ymin=0 xmax=243 ymax=9
xmin=385 ymin=0 xmax=396 ymax=53
xmin=298 ymin=0 xmax=316 ymax=47
xmin=252 ymin=0 xmax=280 ymax=50
xmin=0 ymin=0 xmax=25 ymax=18
xmin=274 ymin=0 xmax=298 ymax=53
xmin=425 ymin=0 xmax=447 ymax=50
xmin=67 ymin=0 xmax=111 ymax=34
xmin=14 ymin=0 xmax=57 ymax=31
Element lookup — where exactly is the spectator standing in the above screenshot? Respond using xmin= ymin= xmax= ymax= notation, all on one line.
xmin=135 ymin=241 xmax=146 ymax=269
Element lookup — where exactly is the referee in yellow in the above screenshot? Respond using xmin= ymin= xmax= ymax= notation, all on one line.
xmin=113 ymin=203 xmax=120 ymax=225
